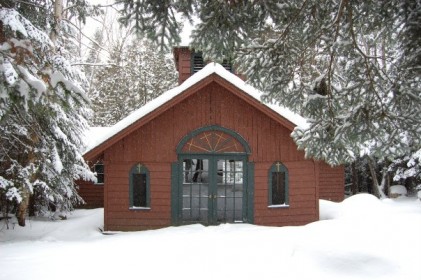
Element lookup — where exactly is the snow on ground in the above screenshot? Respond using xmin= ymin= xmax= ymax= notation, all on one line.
xmin=389 ymin=185 xmax=408 ymax=196
xmin=1 ymin=194 xmax=420 ymax=280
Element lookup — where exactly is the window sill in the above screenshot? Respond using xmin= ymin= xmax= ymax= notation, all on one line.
xmin=268 ymin=204 xmax=289 ymax=209
xmin=129 ymin=207 xmax=151 ymax=211
xmin=94 ymin=183 xmax=104 ymax=186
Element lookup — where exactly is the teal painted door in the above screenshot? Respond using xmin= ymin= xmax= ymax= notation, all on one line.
xmin=179 ymin=156 xmax=247 ymax=225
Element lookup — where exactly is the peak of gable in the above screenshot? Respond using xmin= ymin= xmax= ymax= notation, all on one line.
xmin=84 ymin=63 xmax=307 ymax=156
xmin=173 ymin=47 xmax=236 ymax=85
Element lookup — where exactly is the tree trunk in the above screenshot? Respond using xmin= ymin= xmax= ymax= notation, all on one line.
xmin=17 ymin=187 xmax=30 ymax=227
xmin=0 ymin=21 xmax=5 ymax=44
xmin=366 ymin=156 xmax=386 ymax=199
xmin=380 ymin=168 xmax=390 ymax=197
xmin=51 ymin=0 xmax=63 ymax=42
xmin=351 ymin=162 xmax=359 ymax=195
xmin=28 ymin=192 xmax=36 ymax=217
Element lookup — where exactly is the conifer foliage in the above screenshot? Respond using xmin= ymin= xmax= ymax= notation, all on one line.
xmin=118 ymin=0 xmax=194 ymax=51
xmin=0 ymin=2 xmax=95 ymax=226
xmin=116 ymin=0 xmax=420 ymax=196
xmin=117 ymin=0 xmax=421 ymax=167
xmin=90 ymin=39 xmax=177 ymax=126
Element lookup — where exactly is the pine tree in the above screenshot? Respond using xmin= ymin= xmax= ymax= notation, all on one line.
xmin=90 ymin=39 xmax=177 ymax=126
xmin=0 ymin=2 xmax=96 ymax=226
xmin=84 ymin=28 xmax=104 ymax=82
xmin=389 ymin=149 xmax=421 ymax=192
xmin=115 ymin=0 xmax=421 ymax=197
xmin=118 ymin=0 xmax=194 ymax=51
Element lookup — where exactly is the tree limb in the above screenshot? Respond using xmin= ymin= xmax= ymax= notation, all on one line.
xmin=61 ymin=18 xmax=111 ymax=55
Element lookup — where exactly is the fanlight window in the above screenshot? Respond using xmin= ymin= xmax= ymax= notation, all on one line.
xmin=181 ymin=130 xmax=246 ymax=153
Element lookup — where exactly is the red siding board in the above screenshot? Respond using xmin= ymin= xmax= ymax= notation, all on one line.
xmin=81 ymin=78 xmax=344 ymax=231
xmin=318 ymin=162 xmax=344 ymax=202
xmin=77 ymin=181 xmax=103 ymax=208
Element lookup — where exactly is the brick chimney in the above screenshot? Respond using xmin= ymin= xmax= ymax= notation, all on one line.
xmin=173 ymin=46 xmax=238 ymax=85
xmin=173 ymin=47 xmax=201 ymax=85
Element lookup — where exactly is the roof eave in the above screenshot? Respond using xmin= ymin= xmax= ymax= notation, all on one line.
xmin=84 ymin=74 xmax=217 ymax=161
xmin=84 ymin=64 xmax=305 ymax=160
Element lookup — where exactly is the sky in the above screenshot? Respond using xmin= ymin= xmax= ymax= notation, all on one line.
xmin=82 ymin=0 xmax=194 ymax=54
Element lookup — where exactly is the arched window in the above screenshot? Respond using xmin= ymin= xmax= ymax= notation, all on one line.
xmin=268 ymin=162 xmax=289 ymax=207
xmin=129 ymin=163 xmax=150 ymax=209
xmin=177 ymin=125 xmax=251 ymax=155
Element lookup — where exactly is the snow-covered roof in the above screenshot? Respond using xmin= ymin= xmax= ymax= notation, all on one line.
xmin=84 ymin=63 xmax=307 ymax=154
xmin=84 ymin=127 xmax=113 ymax=150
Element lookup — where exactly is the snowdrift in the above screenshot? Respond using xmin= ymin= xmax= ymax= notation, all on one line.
xmin=1 ymin=194 xmax=420 ymax=280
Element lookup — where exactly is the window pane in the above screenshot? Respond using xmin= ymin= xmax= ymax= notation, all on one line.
xmin=97 ymin=173 xmax=104 ymax=184
xmin=94 ymin=164 xmax=104 ymax=174
xmin=133 ymin=173 xmax=147 ymax=207
xmin=94 ymin=164 xmax=104 ymax=184
xmin=191 ymin=159 xmax=208 ymax=183
xmin=272 ymin=172 xmax=285 ymax=205
xmin=183 ymin=159 xmax=194 ymax=183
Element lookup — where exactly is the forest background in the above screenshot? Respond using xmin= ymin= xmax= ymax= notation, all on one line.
xmin=0 ymin=0 xmax=420 ymax=225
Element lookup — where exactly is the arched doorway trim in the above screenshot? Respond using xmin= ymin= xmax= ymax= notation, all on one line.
xmin=172 ymin=125 xmax=254 ymax=225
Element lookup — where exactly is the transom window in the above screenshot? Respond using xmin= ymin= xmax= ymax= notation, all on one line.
xmin=129 ymin=163 xmax=150 ymax=209
xmin=268 ymin=162 xmax=289 ymax=207
xmin=181 ymin=130 xmax=246 ymax=153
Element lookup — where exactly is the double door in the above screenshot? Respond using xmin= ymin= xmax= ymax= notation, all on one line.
xmin=178 ymin=156 xmax=247 ymax=225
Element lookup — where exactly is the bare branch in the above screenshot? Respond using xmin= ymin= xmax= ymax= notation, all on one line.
xmin=275 ymin=0 xmax=309 ymax=44
xmin=61 ymin=18 xmax=110 ymax=55
xmin=11 ymin=0 xmax=45 ymax=9
xmin=71 ymin=62 xmax=118 ymax=67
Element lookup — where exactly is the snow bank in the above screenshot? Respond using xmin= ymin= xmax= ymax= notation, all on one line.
xmin=1 ymin=196 xmax=420 ymax=280
xmin=390 ymin=185 xmax=407 ymax=197
xmin=0 ymin=209 xmax=103 ymax=242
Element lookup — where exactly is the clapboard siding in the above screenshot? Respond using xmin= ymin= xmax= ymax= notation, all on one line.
xmin=103 ymin=160 xmax=172 ymax=230
xmin=318 ymin=162 xmax=345 ymax=202
xmin=76 ymin=180 xmax=103 ymax=208
xmin=101 ymin=82 xmax=320 ymax=230
xmin=252 ymin=160 xmax=318 ymax=226
xmin=104 ymin=83 xmax=304 ymax=164
xmin=81 ymin=71 xmax=344 ymax=230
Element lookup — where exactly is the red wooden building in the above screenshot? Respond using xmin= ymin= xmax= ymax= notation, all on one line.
xmin=79 ymin=47 xmax=344 ymax=231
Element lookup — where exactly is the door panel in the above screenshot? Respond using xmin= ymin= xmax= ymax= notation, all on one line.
xmin=215 ymin=159 xmax=244 ymax=223
xmin=180 ymin=157 xmax=246 ymax=225
xmin=182 ymin=159 xmax=209 ymax=223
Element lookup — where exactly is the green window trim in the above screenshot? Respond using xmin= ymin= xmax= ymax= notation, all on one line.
xmin=268 ymin=161 xmax=289 ymax=207
xmin=129 ymin=163 xmax=150 ymax=209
